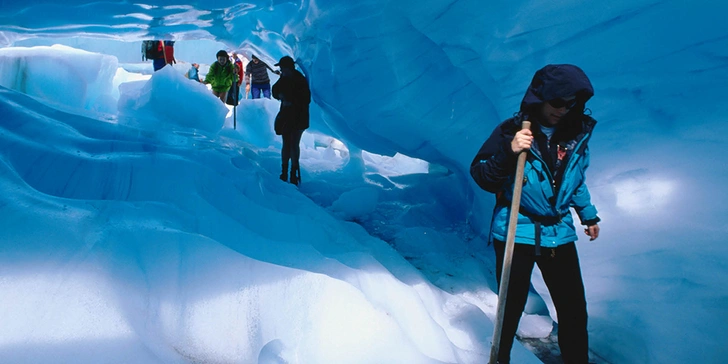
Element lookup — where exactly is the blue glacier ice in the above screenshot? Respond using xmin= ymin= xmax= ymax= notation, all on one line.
xmin=0 ymin=0 xmax=727 ymax=363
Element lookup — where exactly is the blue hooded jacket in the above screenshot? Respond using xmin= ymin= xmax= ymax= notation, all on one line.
xmin=470 ymin=64 xmax=600 ymax=247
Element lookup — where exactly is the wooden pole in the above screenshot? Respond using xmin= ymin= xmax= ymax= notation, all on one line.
xmin=489 ymin=120 xmax=531 ymax=364
xmin=233 ymin=62 xmax=239 ymax=130
xmin=233 ymin=89 xmax=237 ymax=130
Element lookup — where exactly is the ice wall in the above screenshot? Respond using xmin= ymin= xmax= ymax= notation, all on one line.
xmin=0 ymin=45 xmax=118 ymax=113
xmin=1 ymin=1 xmax=728 ymax=363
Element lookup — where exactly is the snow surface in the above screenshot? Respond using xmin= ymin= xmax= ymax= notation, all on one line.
xmin=1 ymin=0 xmax=727 ymax=363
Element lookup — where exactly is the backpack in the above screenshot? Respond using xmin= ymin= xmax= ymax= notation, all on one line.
xmin=141 ymin=41 xmax=161 ymax=61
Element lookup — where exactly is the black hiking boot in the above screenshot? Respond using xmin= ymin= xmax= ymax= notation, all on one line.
xmin=280 ymin=164 xmax=288 ymax=182
xmin=290 ymin=168 xmax=300 ymax=186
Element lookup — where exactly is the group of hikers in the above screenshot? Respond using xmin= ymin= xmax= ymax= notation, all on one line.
xmin=143 ymin=41 xmax=280 ymax=103
xmin=199 ymin=51 xmax=281 ymax=104
xmin=145 ymin=41 xmax=602 ymax=363
xmin=143 ymin=41 xmax=311 ymax=186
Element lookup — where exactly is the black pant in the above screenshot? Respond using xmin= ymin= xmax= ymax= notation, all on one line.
xmin=493 ymin=240 xmax=589 ymax=364
xmin=226 ymin=82 xmax=240 ymax=106
xmin=281 ymin=129 xmax=304 ymax=172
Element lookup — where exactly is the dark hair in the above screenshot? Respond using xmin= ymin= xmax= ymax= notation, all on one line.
xmin=216 ymin=50 xmax=228 ymax=58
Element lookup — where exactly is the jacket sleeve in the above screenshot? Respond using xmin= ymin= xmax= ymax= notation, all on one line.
xmin=272 ymin=76 xmax=289 ymax=101
xmin=470 ymin=120 xmax=519 ymax=194
xmin=205 ymin=63 xmax=217 ymax=84
xmin=272 ymin=80 xmax=280 ymax=100
xmin=164 ymin=45 xmax=175 ymax=63
xmin=236 ymin=62 xmax=243 ymax=85
xmin=569 ymin=149 xmax=600 ymax=225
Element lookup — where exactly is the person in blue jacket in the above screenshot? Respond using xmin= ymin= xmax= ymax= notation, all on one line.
xmin=185 ymin=63 xmax=201 ymax=82
xmin=470 ymin=64 xmax=601 ymax=364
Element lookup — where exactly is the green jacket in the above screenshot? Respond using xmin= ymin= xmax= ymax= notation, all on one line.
xmin=205 ymin=61 xmax=235 ymax=92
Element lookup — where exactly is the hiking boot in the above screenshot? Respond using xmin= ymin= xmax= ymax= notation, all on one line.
xmin=290 ymin=168 xmax=300 ymax=186
xmin=280 ymin=164 xmax=288 ymax=182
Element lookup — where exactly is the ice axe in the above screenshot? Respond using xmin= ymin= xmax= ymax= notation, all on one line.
xmin=233 ymin=67 xmax=239 ymax=130
xmin=489 ymin=120 xmax=531 ymax=364
xmin=233 ymin=83 xmax=238 ymax=130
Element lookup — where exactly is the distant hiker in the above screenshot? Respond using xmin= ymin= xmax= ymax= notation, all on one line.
xmin=142 ymin=40 xmax=175 ymax=72
xmin=185 ymin=63 xmax=201 ymax=82
xmin=233 ymin=52 xmax=244 ymax=98
xmin=245 ymin=54 xmax=280 ymax=99
xmin=272 ymin=56 xmax=311 ymax=185
xmin=226 ymin=53 xmax=244 ymax=106
xmin=203 ymin=50 xmax=237 ymax=103
xmin=470 ymin=64 xmax=601 ymax=364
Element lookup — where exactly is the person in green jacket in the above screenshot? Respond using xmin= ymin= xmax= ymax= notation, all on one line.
xmin=204 ymin=50 xmax=237 ymax=103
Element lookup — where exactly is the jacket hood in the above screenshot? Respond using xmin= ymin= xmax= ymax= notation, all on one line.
xmin=520 ymin=64 xmax=594 ymax=111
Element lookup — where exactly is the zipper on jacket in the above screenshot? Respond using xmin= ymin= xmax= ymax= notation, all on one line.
xmin=531 ymin=128 xmax=592 ymax=216
xmin=528 ymin=152 xmax=560 ymax=216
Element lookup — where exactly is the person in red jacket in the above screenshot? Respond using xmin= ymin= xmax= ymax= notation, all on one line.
xmin=153 ymin=41 xmax=176 ymax=71
xmin=232 ymin=52 xmax=244 ymax=102
xmin=232 ymin=53 xmax=244 ymax=86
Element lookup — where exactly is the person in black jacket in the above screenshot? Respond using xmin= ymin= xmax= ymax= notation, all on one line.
xmin=272 ymin=56 xmax=311 ymax=185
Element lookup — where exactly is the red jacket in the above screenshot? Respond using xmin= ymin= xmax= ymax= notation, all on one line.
xmin=159 ymin=41 xmax=175 ymax=64
xmin=235 ymin=60 xmax=243 ymax=86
